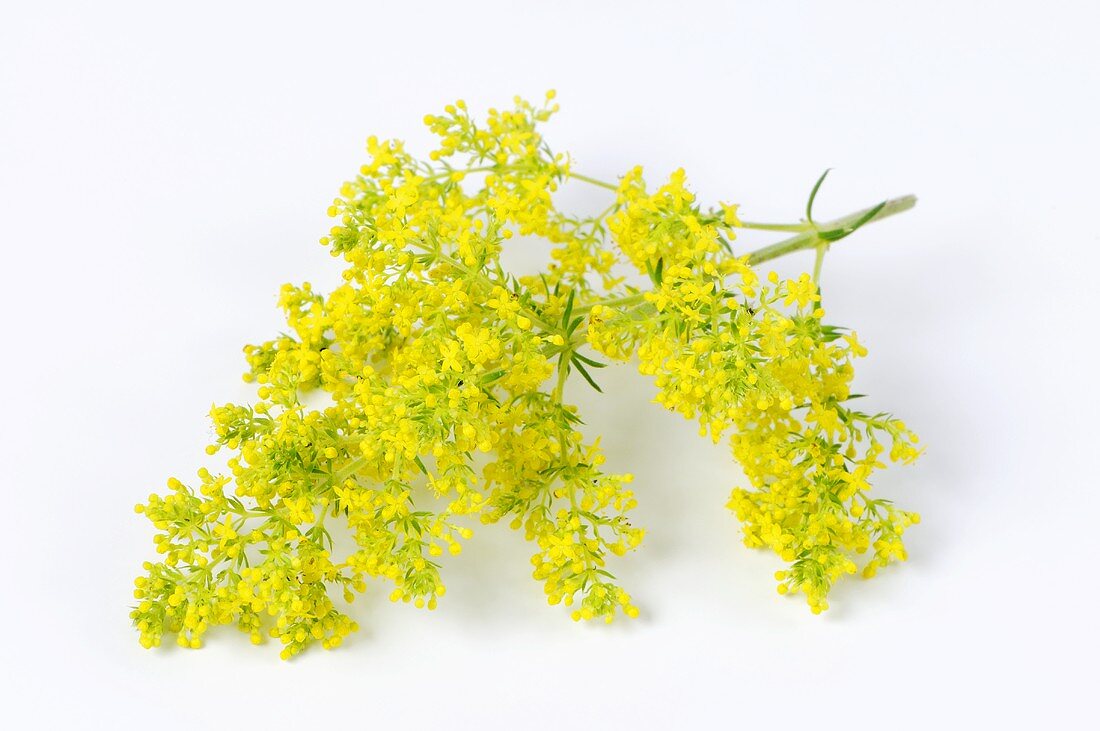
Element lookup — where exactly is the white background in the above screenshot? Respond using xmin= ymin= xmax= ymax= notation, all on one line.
xmin=2 ymin=1 xmax=1097 ymax=727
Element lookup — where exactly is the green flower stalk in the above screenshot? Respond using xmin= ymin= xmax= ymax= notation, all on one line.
xmin=131 ymin=92 xmax=921 ymax=657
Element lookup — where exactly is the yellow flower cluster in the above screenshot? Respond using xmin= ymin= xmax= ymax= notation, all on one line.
xmin=590 ymin=168 xmax=921 ymax=611
xmin=132 ymin=93 xmax=920 ymax=656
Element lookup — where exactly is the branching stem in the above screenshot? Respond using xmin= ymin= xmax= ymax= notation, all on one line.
xmin=746 ymin=195 xmax=916 ymax=266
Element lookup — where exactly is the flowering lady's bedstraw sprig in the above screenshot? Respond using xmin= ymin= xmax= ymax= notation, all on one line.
xmin=132 ymin=92 xmax=921 ymax=656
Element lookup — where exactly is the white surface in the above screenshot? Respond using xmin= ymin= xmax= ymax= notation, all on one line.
xmin=2 ymin=1 xmax=1097 ymax=727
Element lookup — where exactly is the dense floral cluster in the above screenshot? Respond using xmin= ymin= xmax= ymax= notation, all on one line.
xmin=588 ymin=169 xmax=921 ymax=613
xmin=132 ymin=92 xmax=920 ymax=656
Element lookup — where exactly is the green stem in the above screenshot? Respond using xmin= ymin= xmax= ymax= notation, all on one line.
xmin=812 ymin=244 xmax=827 ymax=283
xmin=739 ymin=221 xmax=811 ymax=233
xmin=574 ymin=292 xmax=646 ymax=315
xmin=334 ymin=457 xmax=367 ymax=483
xmin=568 ymin=172 xmax=619 ymax=191
xmin=746 ymin=195 xmax=916 ymax=266
xmin=424 ymin=165 xmax=496 ymax=182
xmin=552 ymin=364 xmax=569 ymax=402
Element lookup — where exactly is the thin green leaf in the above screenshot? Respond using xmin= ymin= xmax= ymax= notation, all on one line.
xmin=819 ymin=201 xmax=887 ymax=242
xmin=571 ymin=358 xmax=603 ymax=393
xmin=562 ymin=288 xmax=576 ymax=327
xmin=806 ymin=169 xmax=832 ymax=224
xmin=559 ymin=408 xmax=584 ymax=425
xmin=480 ymin=368 xmax=507 ymax=384
xmin=571 ymin=352 xmax=607 ymax=368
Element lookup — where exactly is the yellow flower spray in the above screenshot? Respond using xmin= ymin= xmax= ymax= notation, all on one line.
xmin=131 ymin=92 xmax=921 ymax=657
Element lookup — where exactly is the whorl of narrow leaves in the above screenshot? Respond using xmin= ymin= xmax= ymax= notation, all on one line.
xmin=131 ymin=92 xmax=921 ymax=658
